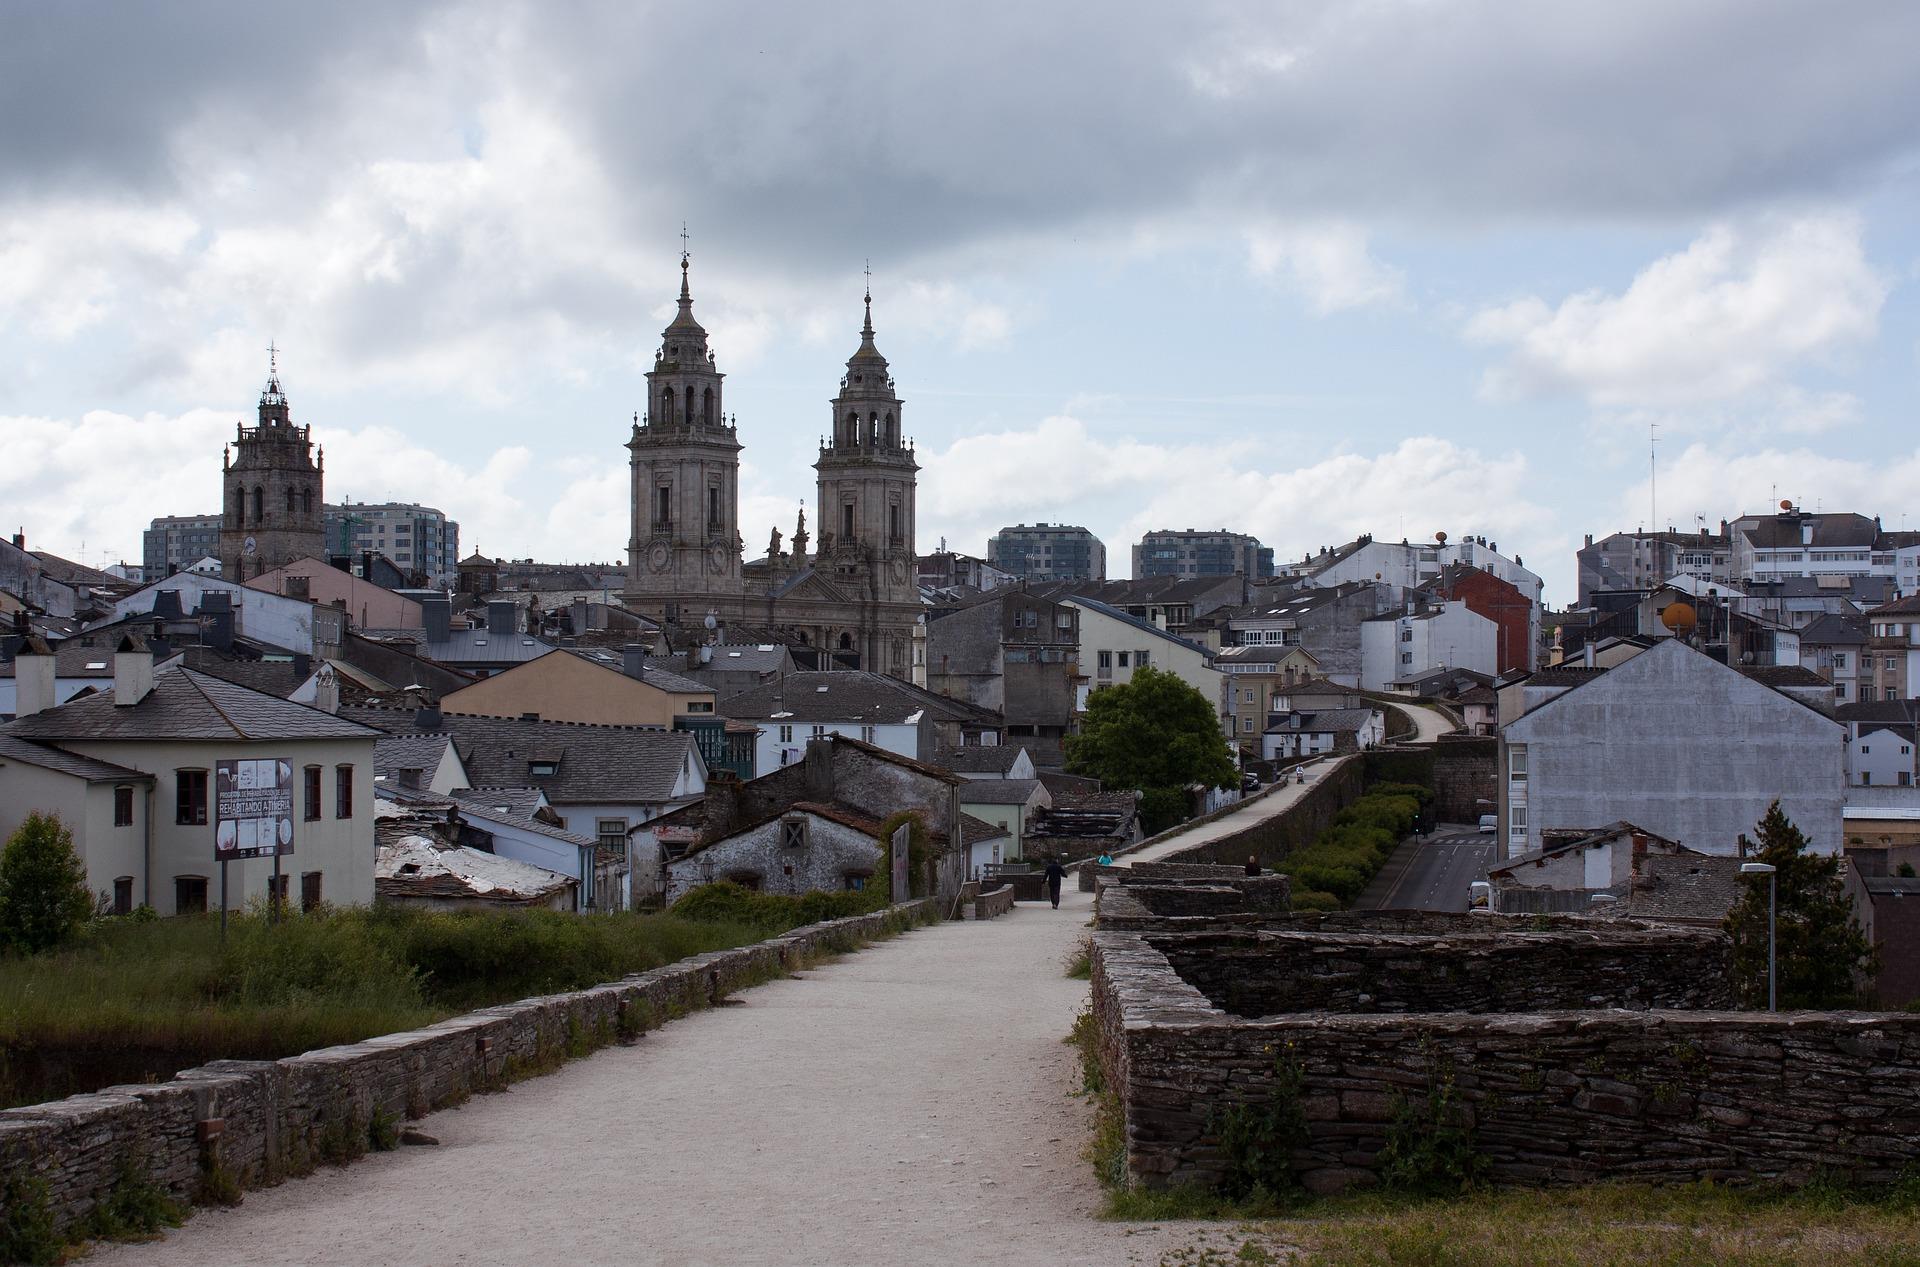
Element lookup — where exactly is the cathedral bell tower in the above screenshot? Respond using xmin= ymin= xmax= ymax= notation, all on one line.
xmin=816 ymin=286 xmax=919 ymax=620
xmin=625 ymin=249 xmax=745 ymax=616
xmin=218 ymin=349 xmax=324 ymax=580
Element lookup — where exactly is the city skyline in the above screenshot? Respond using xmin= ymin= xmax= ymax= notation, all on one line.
xmin=5 ymin=3 xmax=1919 ymax=606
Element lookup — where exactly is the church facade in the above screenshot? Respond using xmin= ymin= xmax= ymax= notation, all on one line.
xmin=218 ymin=360 xmax=325 ymax=581
xmin=623 ymin=255 xmax=921 ymax=675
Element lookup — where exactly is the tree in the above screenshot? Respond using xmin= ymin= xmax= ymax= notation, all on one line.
xmin=0 ymin=812 xmax=95 ymax=954
xmin=1723 ymin=801 xmax=1874 ymax=1009
xmin=1065 ymin=667 xmax=1237 ymax=832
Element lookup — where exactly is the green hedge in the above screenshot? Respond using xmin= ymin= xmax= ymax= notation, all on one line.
xmin=1275 ymin=787 xmax=1424 ymax=907
xmin=668 ymin=881 xmax=884 ymax=933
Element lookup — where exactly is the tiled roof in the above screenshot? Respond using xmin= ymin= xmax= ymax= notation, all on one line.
xmin=1868 ymin=593 xmax=1920 ymax=617
xmin=718 ymin=672 xmax=999 ymax=726
xmin=0 ymin=735 xmax=153 ymax=782
xmin=960 ymin=812 xmax=1007 ymax=846
xmin=341 ymin=706 xmax=696 ymax=804
xmin=933 ymin=745 xmax=1029 ymax=775
xmin=3 ymin=668 xmax=381 ymax=742
xmin=957 ymin=778 xmax=1043 ymax=805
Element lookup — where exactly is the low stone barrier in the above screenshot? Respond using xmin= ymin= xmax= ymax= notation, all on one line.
xmin=1090 ymin=918 xmax=1920 ymax=1193
xmin=0 ymin=900 xmax=938 ymax=1240
xmin=970 ymin=884 xmax=1017 ymax=921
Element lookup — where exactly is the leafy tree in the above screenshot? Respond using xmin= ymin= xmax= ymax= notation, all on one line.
xmin=1065 ymin=668 xmax=1237 ymax=832
xmin=0 ymin=811 xmax=95 ymax=954
xmin=1723 ymin=801 xmax=1875 ymax=1009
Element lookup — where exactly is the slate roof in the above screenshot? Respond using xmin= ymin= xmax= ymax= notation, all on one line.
xmin=447 ymin=791 xmax=596 ymax=847
xmin=1863 ymin=876 xmax=1920 ymax=897
xmin=28 ymin=551 xmax=125 ymax=589
xmin=1608 ymin=853 xmax=1746 ymax=923
xmin=933 ymin=745 xmax=1029 ymax=775
xmin=1735 ymin=665 xmax=1830 ymax=689
xmin=960 ymin=812 xmax=1008 ymax=845
xmin=1799 ymin=613 xmax=1869 ymax=646
xmin=359 ymin=628 xmax=554 ymax=667
xmin=957 ymin=778 xmax=1043 ymax=805
xmin=1869 ymin=593 xmax=1920 ymax=617
xmin=718 ymin=672 xmax=1000 ymax=726
xmin=561 ymin=648 xmax=710 ymax=695
xmin=1289 ymin=707 xmax=1378 ymax=735
xmin=0 ymin=634 xmax=175 ymax=679
xmin=3 ymin=667 xmax=381 ymax=742
xmin=1520 ymin=667 xmax=1610 ymax=689
xmin=1489 ymin=822 xmax=1677 ymax=874
xmin=373 ymin=732 xmax=457 ymax=781
xmin=341 ymin=706 xmax=696 ymax=804
xmin=1837 ymin=700 xmax=1920 ymax=727
xmin=175 ymin=649 xmax=312 ymax=697
xmin=1739 ymin=513 xmax=1878 ymax=550
xmin=669 ymin=644 xmax=793 ymax=675
xmin=1214 ymin=644 xmax=1322 ymax=666
xmin=0 ymin=735 xmax=153 ymax=782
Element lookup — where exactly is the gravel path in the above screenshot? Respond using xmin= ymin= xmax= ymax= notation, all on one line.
xmin=92 ymin=890 xmax=1189 ymax=1267
xmin=1111 ymin=756 xmax=1343 ymax=869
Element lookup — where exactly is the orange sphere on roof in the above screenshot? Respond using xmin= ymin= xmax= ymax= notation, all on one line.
xmin=1661 ymin=601 xmax=1698 ymax=634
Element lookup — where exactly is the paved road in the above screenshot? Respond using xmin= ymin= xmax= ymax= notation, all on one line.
xmin=1356 ymin=824 xmax=1496 ymax=912
xmin=1375 ymin=697 xmax=1457 ymax=744
xmin=93 ymin=889 xmax=1191 ymax=1267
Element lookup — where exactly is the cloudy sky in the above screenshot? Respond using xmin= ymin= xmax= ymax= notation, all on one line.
xmin=4 ymin=1 xmax=1918 ymax=606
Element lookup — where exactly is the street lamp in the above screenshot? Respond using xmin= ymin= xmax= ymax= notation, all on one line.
xmin=1740 ymin=862 xmax=1777 ymax=1012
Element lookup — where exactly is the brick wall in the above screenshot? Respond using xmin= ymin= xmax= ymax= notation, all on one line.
xmin=0 ymin=901 xmax=938 ymax=1239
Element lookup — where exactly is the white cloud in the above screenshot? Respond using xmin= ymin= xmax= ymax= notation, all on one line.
xmin=919 ymin=415 xmax=1561 ymax=589
xmin=1468 ymin=213 xmax=1887 ymax=407
xmin=1246 ymin=222 xmax=1406 ymax=314
xmin=1619 ymin=442 xmax=1920 ymax=535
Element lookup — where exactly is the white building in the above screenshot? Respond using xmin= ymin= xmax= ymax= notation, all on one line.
xmin=1359 ymin=600 xmax=1498 ymax=692
xmin=1287 ymin=534 xmax=1544 ymax=609
xmin=1067 ymin=595 xmax=1222 ymax=711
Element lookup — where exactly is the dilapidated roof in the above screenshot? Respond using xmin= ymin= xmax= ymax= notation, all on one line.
xmin=376 ymin=834 xmax=577 ymax=905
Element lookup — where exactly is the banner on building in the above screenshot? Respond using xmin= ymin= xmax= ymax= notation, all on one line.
xmin=214 ymin=757 xmax=294 ymax=860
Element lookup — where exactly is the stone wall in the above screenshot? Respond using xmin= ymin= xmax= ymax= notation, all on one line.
xmin=1429 ymin=734 xmax=1497 ymax=823
xmin=1156 ymin=759 xmax=1366 ymax=870
xmin=970 ymin=884 xmax=1017 ymax=920
xmin=0 ymin=900 xmax=938 ymax=1240
xmin=1091 ymin=920 xmax=1920 ymax=1194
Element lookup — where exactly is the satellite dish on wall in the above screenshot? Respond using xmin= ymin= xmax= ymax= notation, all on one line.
xmin=704 ymin=611 xmax=718 ymax=631
xmin=1660 ymin=601 xmax=1698 ymax=635
xmin=1779 ymin=499 xmax=1794 ymax=511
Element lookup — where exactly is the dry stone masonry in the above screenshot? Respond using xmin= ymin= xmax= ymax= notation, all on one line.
xmin=0 ymin=901 xmax=936 ymax=1240
xmin=1089 ymin=891 xmax=1920 ymax=1194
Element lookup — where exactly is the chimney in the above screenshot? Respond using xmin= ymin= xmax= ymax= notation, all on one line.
xmin=572 ymin=597 xmax=589 ymax=634
xmin=152 ymin=589 xmax=185 ymax=621
xmin=803 ymin=737 xmax=835 ymax=803
xmin=292 ymin=652 xmax=312 ymax=680
xmin=312 ymin=663 xmax=340 ymax=715
xmin=704 ymin=772 xmax=745 ymax=837
xmin=13 ymin=635 xmax=56 ymax=718
xmin=487 ymin=599 xmax=514 ymax=635
xmin=114 ymin=632 xmax=155 ymax=706
xmin=1582 ymin=641 xmax=1595 ymax=669
xmin=413 ymin=698 xmax=442 ymax=731
xmin=10 ymin=530 xmax=22 ymax=550
xmin=622 ymin=644 xmax=648 ymax=681
xmin=422 ymin=594 xmax=451 ymax=643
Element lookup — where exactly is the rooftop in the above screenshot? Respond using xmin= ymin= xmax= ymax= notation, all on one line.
xmin=4 ymin=666 xmax=381 ymax=743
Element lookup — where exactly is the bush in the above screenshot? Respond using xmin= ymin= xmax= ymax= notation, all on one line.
xmin=1289 ymin=890 xmax=1342 ymax=912
xmin=669 ymin=881 xmax=881 ymax=934
xmin=1271 ymin=788 xmax=1425 ymax=908
xmin=0 ymin=812 xmax=94 ymax=954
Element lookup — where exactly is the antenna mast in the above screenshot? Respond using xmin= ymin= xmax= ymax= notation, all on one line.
xmin=1649 ymin=421 xmax=1658 ymax=539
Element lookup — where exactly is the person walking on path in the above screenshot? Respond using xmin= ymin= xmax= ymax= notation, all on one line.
xmin=1044 ymin=858 xmax=1066 ymax=909
xmin=1245 ymin=854 xmax=1261 ymax=876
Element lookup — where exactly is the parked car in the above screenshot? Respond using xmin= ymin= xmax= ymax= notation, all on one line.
xmin=1477 ymin=814 xmax=1497 ymax=834
xmin=1241 ymin=773 xmax=1261 ymax=793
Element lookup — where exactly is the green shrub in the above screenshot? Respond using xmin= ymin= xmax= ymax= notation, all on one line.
xmin=1379 ymin=1076 xmax=1487 ymax=1196
xmin=0 ymin=1173 xmax=62 ymax=1265
xmin=80 ymin=1153 xmax=184 ymax=1242
xmin=1289 ymin=890 xmax=1342 ymax=912
xmin=0 ymin=812 xmax=93 ymax=954
xmin=669 ymin=880 xmax=881 ymax=933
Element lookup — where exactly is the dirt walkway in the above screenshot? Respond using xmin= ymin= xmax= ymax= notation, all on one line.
xmin=92 ymin=891 xmax=1189 ymax=1267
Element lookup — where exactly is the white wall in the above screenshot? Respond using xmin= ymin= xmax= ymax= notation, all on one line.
xmin=1850 ymin=728 xmax=1917 ymax=788
xmin=0 ymin=764 xmax=148 ymax=905
xmin=1071 ymin=600 xmax=1223 ymax=707
xmin=114 ymin=574 xmax=319 ymax=654
xmin=755 ymin=720 xmax=919 ymax=773
xmin=1360 ymin=602 xmax=1498 ymax=692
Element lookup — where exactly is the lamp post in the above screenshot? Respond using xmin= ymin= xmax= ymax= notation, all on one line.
xmin=1740 ymin=862 xmax=1777 ymax=1012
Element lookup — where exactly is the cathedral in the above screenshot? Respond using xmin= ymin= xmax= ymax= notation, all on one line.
xmin=218 ymin=354 xmax=325 ymax=580
xmin=622 ymin=253 xmax=921 ymax=675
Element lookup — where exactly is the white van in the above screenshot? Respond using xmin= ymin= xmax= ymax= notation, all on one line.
xmin=1477 ymin=814 xmax=1497 ymax=834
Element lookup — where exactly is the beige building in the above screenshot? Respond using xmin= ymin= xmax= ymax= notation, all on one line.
xmin=1216 ymin=644 xmax=1322 ymax=750
xmin=0 ymin=642 xmax=380 ymax=915
xmin=438 ymin=647 xmax=715 ymax=727
xmin=247 ymin=557 xmax=424 ymax=630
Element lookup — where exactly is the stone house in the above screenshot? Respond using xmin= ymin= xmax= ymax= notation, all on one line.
xmin=924 ymin=589 xmax=1081 ymax=765
xmin=1498 ymin=638 xmax=1843 ymax=861
xmin=633 ymin=734 xmax=971 ymax=904
xmin=0 ymin=638 xmax=381 ymax=915
xmin=1486 ymin=822 xmax=1689 ymax=913
xmin=1023 ymin=791 xmax=1142 ymax=862
xmin=663 ymin=801 xmax=886 ymax=903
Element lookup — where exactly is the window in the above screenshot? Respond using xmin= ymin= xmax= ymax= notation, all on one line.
xmin=810 ymin=725 xmax=828 ymax=739
xmin=781 ymin=818 xmax=808 ymax=849
xmin=304 ymin=765 xmax=323 ymax=820
xmin=844 ymin=873 xmax=868 ymax=891
xmin=175 ymin=769 xmax=209 ymax=826
xmin=1509 ymin=806 xmax=1528 ymax=835
xmin=301 ymin=871 xmax=323 ymax=912
xmin=597 ymin=819 xmax=628 ymax=852
xmin=654 ymin=485 xmax=672 ymax=527
xmin=529 ymin=760 xmax=559 ymax=777
xmin=708 ymin=485 xmax=721 ymax=531
xmin=1509 ymin=748 xmax=1527 ymax=782
xmin=1902 ymin=772 xmax=1914 ymax=788
xmin=842 ymin=502 xmax=855 ymax=540
xmin=113 ymin=785 xmax=134 ymax=827
xmin=778 ymin=724 xmax=794 ymax=743
xmin=1097 ymin=650 xmax=1112 ymax=670
xmin=112 ymin=876 xmax=134 ymax=915
xmin=1862 ymin=771 xmax=1873 ymax=785
xmin=861 ymin=725 xmax=875 ymax=743
xmin=335 ymin=765 xmax=354 ymax=819
xmin=1243 ymin=717 xmax=1254 ymax=733
xmin=1833 ymin=653 xmax=1847 ymax=669
xmin=174 ymin=875 xmax=208 ymax=915
xmin=1136 ymin=650 xmax=1150 ymax=669
xmin=1117 ymin=652 xmax=1130 ymax=668
xmin=724 ymin=871 xmax=762 ymax=891
xmin=266 ymin=873 xmax=289 ymax=911
xmin=889 ymin=502 xmax=901 ymax=542
xmin=685 ymin=701 xmax=714 ymax=714
xmin=1889 ymin=657 xmax=1900 ymax=672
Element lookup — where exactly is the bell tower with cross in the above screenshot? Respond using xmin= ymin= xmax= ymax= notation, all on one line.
xmin=218 ymin=342 xmax=325 ymax=580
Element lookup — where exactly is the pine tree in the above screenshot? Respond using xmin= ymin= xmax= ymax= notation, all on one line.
xmin=0 ymin=811 xmax=96 ymax=954
xmin=1722 ymin=801 xmax=1874 ymax=1009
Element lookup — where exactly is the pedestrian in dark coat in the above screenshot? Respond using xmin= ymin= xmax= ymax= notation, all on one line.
xmin=1245 ymin=854 xmax=1261 ymax=876
xmin=1044 ymin=858 xmax=1067 ymax=909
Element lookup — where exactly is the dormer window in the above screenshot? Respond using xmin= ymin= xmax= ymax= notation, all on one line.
xmin=529 ymin=759 xmax=559 ymax=777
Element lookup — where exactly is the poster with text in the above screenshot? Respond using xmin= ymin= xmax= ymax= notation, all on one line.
xmin=214 ymin=757 xmax=294 ymax=860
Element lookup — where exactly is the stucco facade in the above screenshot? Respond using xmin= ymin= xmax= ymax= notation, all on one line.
xmin=0 ymin=759 xmax=150 ymax=910
xmin=438 ymin=649 xmax=714 ymax=728
xmin=1500 ymin=640 xmax=1844 ymax=859
xmin=246 ymin=558 xmax=423 ymax=630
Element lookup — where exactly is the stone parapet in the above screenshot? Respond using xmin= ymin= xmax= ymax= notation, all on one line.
xmin=0 ymin=901 xmax=938 ymax=1239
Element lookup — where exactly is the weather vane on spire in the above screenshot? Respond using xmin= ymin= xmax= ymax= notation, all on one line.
xmin=680 ymin=222 xmax=690 ymax=264
xmin=864 ymin=259 xmax=871 ymax=302
xmin=266 ymin=340 xmax=279 ymax=377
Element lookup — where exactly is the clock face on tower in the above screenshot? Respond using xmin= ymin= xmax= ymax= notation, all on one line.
xmin=243 ymin=536 xmax=257 ymax=556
